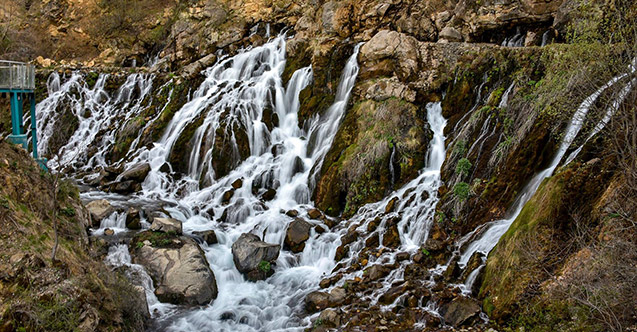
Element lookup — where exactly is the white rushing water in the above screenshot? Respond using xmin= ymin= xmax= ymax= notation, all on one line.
xmin=35 ymin=26 xmax=635 ymax=330
xmin=36 ymin=36 xmax=363 ymax=331
xmin=37 ymin=72 xmax=153 ymax=170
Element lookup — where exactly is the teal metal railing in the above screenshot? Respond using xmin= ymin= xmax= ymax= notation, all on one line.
xmin=0 ymin=60 xmax=45 ymax=169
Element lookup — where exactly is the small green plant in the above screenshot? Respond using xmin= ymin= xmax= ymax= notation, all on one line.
xmin=453 ymin=140 xmax=467 ymax=156
xmin=454 ymin=182 xmax=470 ymax=201
xmin=343 ymin=281 xmax=349 ymax=290
xmin=421 ymin=248 xmax=430 ymax=256
xmin=60 ymin=207 xmax=76 ymax=217
xmin=136 ymin=242 xmax=144 ymax=249
xmin=258 ymin=260 xmax=271 ymax=273
xmin=0 ymin=198 xmax=9 ymax=209
xmin=313 ymin=318 xmax=324 ymax=328
xmin=437 ymin=211 xmax=446 ymax=223
xmin=456 ymin=158 xmax=472 ymax=177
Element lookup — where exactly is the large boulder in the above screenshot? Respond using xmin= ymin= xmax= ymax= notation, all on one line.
xmin=231 ymin=233 xmax=280 ymax=281
xmin=131 ymin=233 xmax=217 ymax=305
xmin=150 ymin=218 xmax=182 ymax=235
xmin=120 ymin=163 xmax=151 ymax=182
xmin=305 ymin=291 xmax=330 ymax=313
xmin=86 ymin=199 xmax=115 ymax=227
xmin=126 ymin=207 xmax=141 ymax=230
xmin=439 ymin=296 xmax=481 ymax=327
xmin=284 ymin=218 xmax=312 ymax=253
xmin=193 ymin=230 xmax=218 ymax=245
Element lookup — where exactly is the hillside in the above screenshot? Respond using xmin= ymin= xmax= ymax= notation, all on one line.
xmin=0 ymin=140 xmax=148 ymax=331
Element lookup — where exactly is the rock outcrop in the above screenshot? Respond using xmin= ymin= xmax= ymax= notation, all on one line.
xmin=150 ymin=217 xmax=183 ymax=235
xmin=231 ymin=233 xmax=280 ymax=281
xmin=131 ymin=232 xmax=218 ymax=305
xmin=284 ymin=218 xmax=312 ymax=253
xmin=86 ymin=199 xmax=115 ymax=227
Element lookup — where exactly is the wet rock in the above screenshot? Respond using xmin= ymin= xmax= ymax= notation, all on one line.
xmin=379 ymin=282 xmax=407 ymax=305
xmin=260 ymin=188 xmax=276 ymax=201
xmin=464 ymin=251 xmax=485 ymax=275
xmin=231 ymin=178 xmax=243 ymax=189
xmin=305 ymin=291 xmax=329 ymax=313
xmin=231 ymin=233 xmax=280 ymax=281
xmin=443 ymin=258 xmax=461 ymax=282
xmin=396 ymin=252 xmax=410 ymax=261
xmin=439 ymin=296 xmax=481 ymax=327
xmin=193 ymin=230 xmax=218 ymax=245
xmin=126 ymin=207 xmax=141 ymax=230
xmin=291 ymin=156 xmax=305 ymax=175
xmin=150 ymin=218 xmax=183 ymax=235
xmin=318 ymin=308 xmax=341 ymax=328
xmin=132 ymin=236 xmax=218 ymax=305
xmin=222 ymin=189 xmax=235 ymax=205
xmin=328 ymin=286 xmax=346 ymax=306
xmin=86 ymin=199 xmax=115 ymax=227
xmin=335 ymin=245 xmax=349 ymax=261
xmin=159 ymin=162 xmax=172 ymax=174
xmin=109 ymin=180 xmax=141 ymax=194
xmin=120 ymin=163 xmax=151 ymax=182
xmin=364 ymin=265 xmax=390 ymax=281
xmin=365 ymin=233 xmax=380 ymax=248
xmin=382 ymin=224 xmax=400 ymax=248
xmin=285 ymin=209 xmax=299 ymax=217
xmin=319 ymin=274 xmax=342 ymax=289
xmin=424 ymin=223 xmax=448 ymax=251
xmin=284 ymin=218 xmax=312 ymax=253
xmin=384 ymin=196 xmax=399 ymax=213
xmin=307 ymin=208 xmax=323 ymax=219
xmin=104 ymin=228 xmax=114 ymax=236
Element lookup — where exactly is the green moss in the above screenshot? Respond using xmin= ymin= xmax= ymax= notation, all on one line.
xmin=258 ymin=260 xmax=271 ymax=273
xmin=133 ymin=230 xmax=179 ymax=248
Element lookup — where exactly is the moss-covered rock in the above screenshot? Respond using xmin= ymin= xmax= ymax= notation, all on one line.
xmin=314 ymin=97 xmax=429 ymax=217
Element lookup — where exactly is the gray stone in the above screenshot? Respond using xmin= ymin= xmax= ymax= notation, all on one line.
xmin=193 ymin=230 xmax=218 ymax=245
xmin=86 ymin=199 xmax=115 ymax=227
xmin=126 ymin=207 xmax=141 ymax=230
xmin=318 ymin=308 xmax=341 ymax=328
xmin=284 ymin=218 xmax=312 ymax=253
xmin=150 ymin=218 xmax=182 ymax=235
xmin=440 ymin=296 xmax=481 ymax=327
xmin=120 ymin=163 xmax=151 ymax=182
xmin=132 ymin=236 xmax=218 ymax=305
xmin=439 ymin=26 xmax=463 ymax=42
xmin=231 ymin=233 xmax=280 ymax=280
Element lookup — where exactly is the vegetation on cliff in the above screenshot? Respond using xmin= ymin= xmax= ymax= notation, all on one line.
xmin=0 ymin=141 xmax=148 ymax=331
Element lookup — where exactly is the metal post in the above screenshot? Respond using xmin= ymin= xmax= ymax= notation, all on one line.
xmin=10 ymin=92 xmax=20 ymax=135
xmin=30 ymin=94 xmax=38 ymax=159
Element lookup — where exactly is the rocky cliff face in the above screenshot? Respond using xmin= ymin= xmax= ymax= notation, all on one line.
xmin=0 ymin=141 xmax=149 ymax=331
xmin=1 ymin=0 xmax=636 ymax=331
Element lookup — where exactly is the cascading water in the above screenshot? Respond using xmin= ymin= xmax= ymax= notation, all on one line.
xmin=36 ymin=72 xmax=153 ymax=170
xmin=35 ymin=35 xmax=364 ymax=331
xmin=309 ymin=102 xmax=447 ymax=315
xmin=458 ymin=70 xmax=635 ymax=267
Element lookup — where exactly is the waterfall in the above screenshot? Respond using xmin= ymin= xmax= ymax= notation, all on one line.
xmin=36 ymin=72 xmax=154 ymax=170
xmin=308 ymin=102 xmax=447 ymax=311
xmin=458 ymin=70 xmax=634 ymax=266
xmin=307 ymin=43 xmax=362 ymax=190
xmin=34 ymin=35 xmax=365 ymax=331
